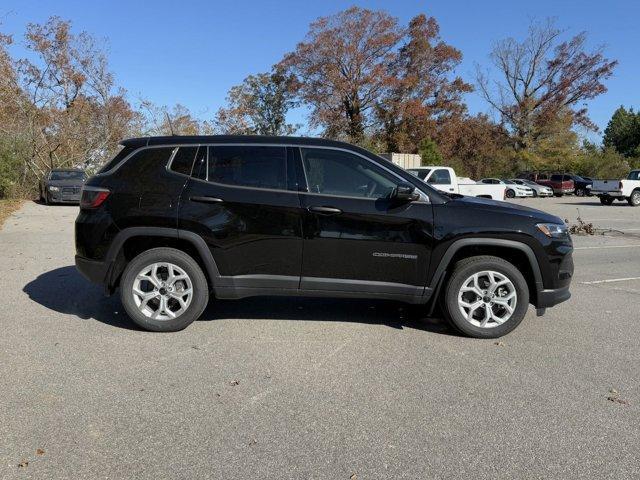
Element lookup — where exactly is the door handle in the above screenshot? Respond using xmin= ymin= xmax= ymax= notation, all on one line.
xmin=308 ymin=206 xmax=342 ymax=215
xmin=190 ymin=195 xmax=224 ymax=204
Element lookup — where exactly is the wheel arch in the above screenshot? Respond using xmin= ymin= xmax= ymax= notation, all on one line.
xmin=105 ymin=227 xmax=220 ymax=291
xmin=429 ymin=239 xmax=543 ymax=305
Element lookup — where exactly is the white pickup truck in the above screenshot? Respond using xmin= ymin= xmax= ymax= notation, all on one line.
xmin=590 ymin=170 xmax=640 ymax=206
xmin=407 ymin=166 xmax=506 ymax=200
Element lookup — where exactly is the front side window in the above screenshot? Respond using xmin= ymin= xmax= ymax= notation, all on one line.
xmin=169 ymin=146 xmax=198 ymax=175
xmin=428 ymin=169 xmax=452 ymax=185
xmin=408 ymin=169 xmax=430 ymax=180
xmin=208 ymin=146 xmax=287 ymax=190
xmin=301 ymin=148 xmax=397 ymax=199
xmin=628 ymin=171 xmax=640 ymax=181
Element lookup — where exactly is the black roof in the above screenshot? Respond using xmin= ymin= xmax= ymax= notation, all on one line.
xmin=120 ymin=135 xmax=357 ymax=149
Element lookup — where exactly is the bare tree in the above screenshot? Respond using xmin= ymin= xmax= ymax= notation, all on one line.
xmin=477 ymin=19 xmax=617 ymax=153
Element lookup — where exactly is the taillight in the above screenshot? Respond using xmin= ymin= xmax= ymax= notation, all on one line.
xmin=619 ymin=181 xmax=624 ymax=189
xmin=80 ymin=187 xmax=110 ymax=209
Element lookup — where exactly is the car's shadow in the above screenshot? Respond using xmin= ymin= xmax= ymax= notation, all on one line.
xmin=23 ymin=266 xmax=455 ymax=335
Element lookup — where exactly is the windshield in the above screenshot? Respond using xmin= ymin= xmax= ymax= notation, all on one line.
xmin=50 ymin=171 xmax=85 ymax=180
xmin=407 ymin=168 xmax=430 ymax=180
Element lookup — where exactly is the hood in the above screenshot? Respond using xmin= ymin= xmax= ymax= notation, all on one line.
xmin=46 ymin=178 xmax=86 ymax=187
xmin=448 ymin=195 xmax=563 ymax=224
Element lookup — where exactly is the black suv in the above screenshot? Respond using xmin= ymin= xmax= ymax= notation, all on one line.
xmin=75 ymin=136 xmax=573 ymax=338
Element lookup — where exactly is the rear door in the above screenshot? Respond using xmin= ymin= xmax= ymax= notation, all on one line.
xmin=297 ymin=146 xmax=434 ymax=298
xmin=178 ymin=144 xmax=303 ymax=290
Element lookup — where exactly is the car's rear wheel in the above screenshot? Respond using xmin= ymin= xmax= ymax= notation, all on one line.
xmin=442 ymin=256 xmax=529 ymax=338
xmin=575 ymin=188 xmax=585 ymax=197
xmin=628 ymin=190 xmax=640 ymax=207
xmin=120 ymin=247 xmax=209 ymax=332
xmin=600 ymin=196 xmax=614 ymax=206
xmin=505 ymin=189 xmax=515 ymax=199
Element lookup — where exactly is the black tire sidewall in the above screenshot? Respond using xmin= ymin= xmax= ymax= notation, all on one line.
xmin=444 ymin=257 xmax=530 ymax=338
xmin=506 ymin=189 xmax=515 ymax=198
xmin=120 ymin=248 xmax=209 ymax=332
xmin=630 ymin=191 xmax=640 ymax=206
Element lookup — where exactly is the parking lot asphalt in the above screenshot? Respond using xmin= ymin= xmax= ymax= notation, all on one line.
xmin=1 ymin=197 xmax=639 ymax=479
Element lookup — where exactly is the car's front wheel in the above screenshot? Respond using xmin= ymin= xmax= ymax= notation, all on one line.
xmin=505 ymin=189 xmax=515 ymax=199
xmin=120 ymin=247 xmax=209 ymax=332
xmin=442 ymin=256 xmax=529 ymax=338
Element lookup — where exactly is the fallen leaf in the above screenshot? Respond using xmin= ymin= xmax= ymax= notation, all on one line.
xmin=494 ymin=341 xmax=505 ymax=346
xmin=248 ymin=438 xmax=257 ymax=446
xmin=350 ymin=474 xmax=358 ymax=480
xmin=18 ymin=460 xmax=28 ymax=468
xmin=229 ymin=380 xmax=240 ymax=386
xmin=36 ymin=449 xmax=45 ymax=455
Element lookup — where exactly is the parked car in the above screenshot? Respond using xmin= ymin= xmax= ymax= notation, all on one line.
xmin=591 ymin=170 xmax=640 ymax=206
xmin=479 ymin=178 xmax=533 ymax=198
xmin=563 ymin=174 xmax=593 ymax=197
xmin=75 ymin=136 xmax=573 ymax=338
xmin=39 ymin=169 xmax=88 ymax=204
xmin=510 ymin=179 xmax=553 ymax=197
xmin=407 ymin=167 xmax=505 ymax=199
xmin=535 ymin=174 xmax=575 ymax=197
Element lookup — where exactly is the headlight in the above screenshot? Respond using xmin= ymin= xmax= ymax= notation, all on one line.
xmin=48 ymin=186 xmax=60 ymax=191
xmin=536 ymin=223 xmax=568 ymax=238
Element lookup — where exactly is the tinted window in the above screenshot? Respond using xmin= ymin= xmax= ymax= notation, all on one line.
xmin=169 ymin=147 xmax=198 ymax=175
xmin=97 ymin=146 xmax=135 ymax=174
xmin=428 ymin=169 xmax=452 ymax=185
xmin=628 ymin=171 xmax=640 ymax=181
xmin=50 ymin=171 xmax=86 ymax=180
xmin=551 ymin=174 xmax=563 ymax=181
xmin=301 ymin=148 xmax=397 ymax=199
xmin=192 ymin=146 xmax=207 ymax=180
xmin=208 ymin=146 xmax=287 ymax=190
xmin=117 ymin=147 xmax=175 ymax=176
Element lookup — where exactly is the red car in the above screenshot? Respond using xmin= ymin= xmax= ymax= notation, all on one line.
xmin=519 ymin=173 xmax=575 ymax=197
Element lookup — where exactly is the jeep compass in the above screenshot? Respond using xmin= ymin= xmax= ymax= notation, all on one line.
xmin=75 ymin=136 xmax=573 ymax=338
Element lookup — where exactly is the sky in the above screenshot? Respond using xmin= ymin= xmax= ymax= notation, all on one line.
xmin=1 ymin=0 xmax=638 ymax=142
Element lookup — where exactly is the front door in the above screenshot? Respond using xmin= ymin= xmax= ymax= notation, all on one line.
xmin=297 ymin=147 xmax=434 ymax=298
xmin=179 ymin=144 xmax=303 ymax=290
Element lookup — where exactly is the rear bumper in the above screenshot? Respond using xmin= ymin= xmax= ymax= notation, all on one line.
xmin=593 ymin=191 xmax=624 ymax=197
xmin=536 ymin=286 xmax=571 ymax=308
xmin=75 ymin=255 xmax=110 ymax=285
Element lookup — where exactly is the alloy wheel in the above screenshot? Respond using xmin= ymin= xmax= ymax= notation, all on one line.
xmin=132 ymin=262 xmax=193 ymax=320
xmin=457 ymin=271 xmax=517 ymax=328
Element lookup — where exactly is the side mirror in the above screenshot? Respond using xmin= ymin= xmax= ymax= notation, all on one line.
xmin=392 ymin=182 xmax=419 ymax=202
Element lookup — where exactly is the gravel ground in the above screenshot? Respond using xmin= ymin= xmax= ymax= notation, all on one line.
xmin=1 ymin=197 xmax=639 ymax=479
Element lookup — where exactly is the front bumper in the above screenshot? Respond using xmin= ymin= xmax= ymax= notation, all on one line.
xmin=536 ymin=286 xmax=571 ymax=308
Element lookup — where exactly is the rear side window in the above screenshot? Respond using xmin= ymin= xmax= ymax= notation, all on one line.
xmin=551 ymin=174 xmax=562 ymax=181
xmin=207 ymin=146 xmax=287 ymax=190
xmin=169 ymin=147 xmax=198 ymax=175
xmin=428 ymin=169 xmax=451 ymax=185
xmin=97 ymin=146 xmax=135 ymax=174
xmin=116 ymin=147 xmax=175 ymax=175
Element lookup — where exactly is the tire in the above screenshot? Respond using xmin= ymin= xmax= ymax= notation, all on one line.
xmin=531 ymin=190 xmax=538 ymax=198
xmin=506 ymin=189 xmax=515 ymax=199
xmin=554 ymin=193 xmax=563 ymax=197
xmin=575 ymin=188 xmax=585 ymax=197
xmin=628 ymin=190 xmax=640 ymax=207
xmin=600 ymin=196 xmax=614 ymax=206
xmin=442 ymin=255 xmax=529 ymax=339
xmin=44 ymin=192 xmax=50 ymax=205
xmin=120 ymin=247 xmax=209 ymax=332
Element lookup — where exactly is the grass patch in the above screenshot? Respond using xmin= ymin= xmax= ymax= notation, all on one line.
xmin=0 ymin=199 xmax=24 ymax=230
